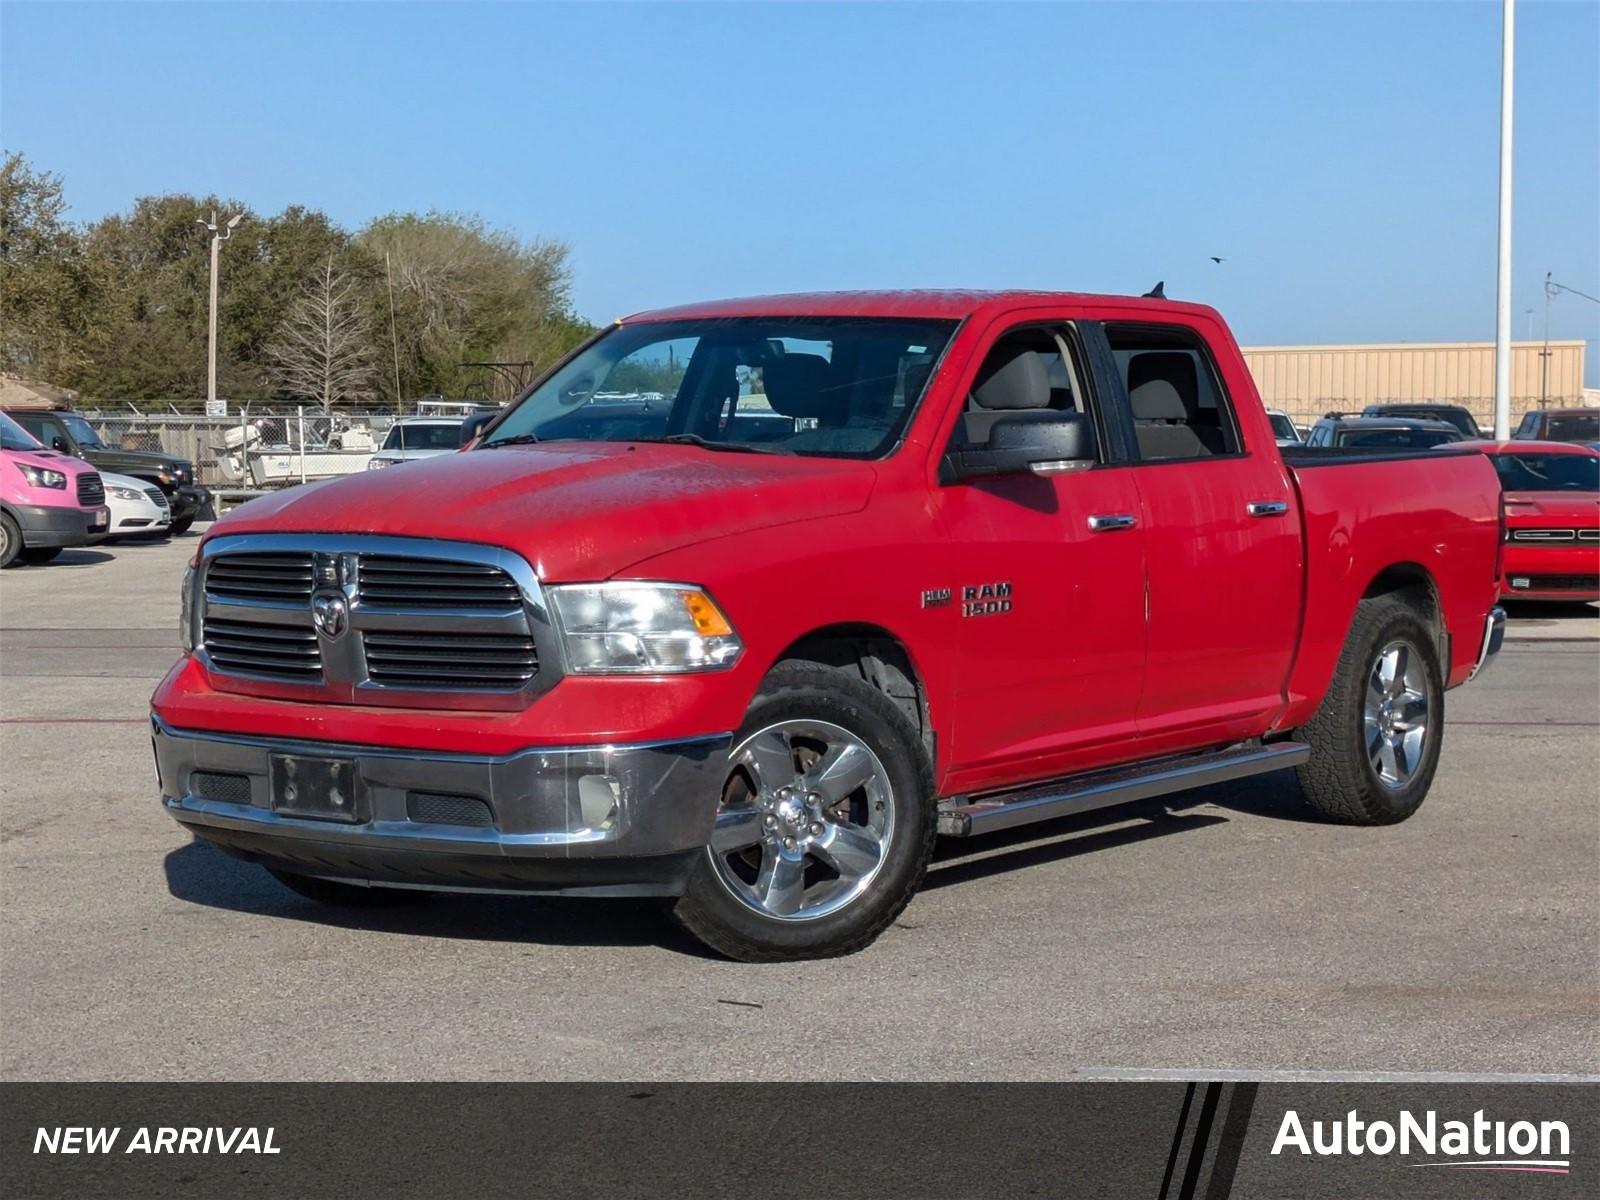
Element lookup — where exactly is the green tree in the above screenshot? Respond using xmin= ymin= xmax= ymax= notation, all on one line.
xmin=358 ymin=212 xmax=589 ymax=404
xmin=0 ymin=152 xmax=102 ymax=381
xmin=1 ymin=159 xmax=593 ymax=408
xmin=73 ymin=195 xmax=360 ymax=403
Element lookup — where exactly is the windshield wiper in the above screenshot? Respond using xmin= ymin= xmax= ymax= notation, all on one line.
xmin=635 ymin=434 xmax=794 ymax=455
xmin=482 ymin=432 xmax=541 ymax=447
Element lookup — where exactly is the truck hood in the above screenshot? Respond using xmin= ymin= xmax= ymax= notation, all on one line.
xmin=1503 ymin=491 xmax=1600 ymax=526
xmin=3 ymin=446 xmax=97 ymax=477
xmin=88 ymin=447 xmax=185 ymax=471
xmin=208 ymin=442 xmax=877 ymax=579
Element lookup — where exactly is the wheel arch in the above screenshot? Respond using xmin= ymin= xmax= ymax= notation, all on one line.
xmin=769 ymin=623 xmax=934 ymax=765
xmin=1360 ymin=561 xmax=1447 ymax=661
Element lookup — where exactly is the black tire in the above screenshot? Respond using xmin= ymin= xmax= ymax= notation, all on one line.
xmin=169 ymin=516 xmax=196 ymax=537
xmin=19 ymin=546 xmax=63 ymax=564
xmin=1296 ymin=593 xmax=1444 ymax=825
xmin=266 ymin=867 xmax=429 ymax=907
xmin=0 ymin=513 xmax=21 ymax=568
xmin=669 ymin=661 xmax=936 ymax=962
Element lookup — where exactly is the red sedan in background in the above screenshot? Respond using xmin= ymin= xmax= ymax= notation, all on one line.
xmin=1454 ymin=440 xmax=1600 ymax=602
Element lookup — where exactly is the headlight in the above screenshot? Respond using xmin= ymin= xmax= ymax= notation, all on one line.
xmin=549 ymin=582 xmax=742 ymax=673
xmin=15 ymin=463 xmax=67 ymax=489
xmin=179 ymin=559 xmax=197 ymax=652
xmin=367 ymin=457 xmax=392 ymax=470
xmin=110 ymin=484 xmax=144 ymax=501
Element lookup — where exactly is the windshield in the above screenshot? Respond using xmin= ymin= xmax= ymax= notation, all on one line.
xmin=384 ymin=423 xmax=462 ymax=451
xmin=0 ymin=412 xmax=44 ymax=451
xmin=1547 ymin=413 xmax=1600 ymax=442
xmin=59 ymin=413 xmax=105 ymax=448
xmin=1268 ymin=414 xmax=1297 ymax=440
xmin=1492 ymin=453 xmax=1599 ymax=492
xmin=1338 ymin=427 xmax=1460 ymax=449
xmin=481 ymin=316 xmax=958 ymax=459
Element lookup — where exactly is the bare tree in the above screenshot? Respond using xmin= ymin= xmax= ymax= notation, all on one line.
xmin=269 ymin=257 xmax=378 ymax=409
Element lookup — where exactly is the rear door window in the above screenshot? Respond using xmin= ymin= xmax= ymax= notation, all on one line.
xmin=1107 ymin=327 xmax=1241 ymax=461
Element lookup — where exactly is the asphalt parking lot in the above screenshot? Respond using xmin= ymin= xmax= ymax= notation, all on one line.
xmin=2 ymin=533 xmax=1596 ymax=1082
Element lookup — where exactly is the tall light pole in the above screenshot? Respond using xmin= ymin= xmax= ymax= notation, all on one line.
xmin=1543 ymin=273 xmax=1600 ymax=408
xmin=1492 ymin=0 xmax=1515 ymax=440
xmin=196 ymin=211 xmax=244 ymax=407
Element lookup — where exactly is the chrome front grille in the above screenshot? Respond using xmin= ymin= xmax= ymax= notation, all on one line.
xmin=364 ymin=630 xmax=538 ymax=690
xmin=76 ymin=473 xmax=104 ymax=505
xmin=357 ymin=555 xmax=523 ymax=611
xmin=206 ymin=552 xmax=315 ymax=603
xmin=144 ymin=486 xmax=169 ymax=510
xmin=202 ymin=617 xmax=323 ymax=681
xmin=196 ymin=535 xmax=554 ymax=710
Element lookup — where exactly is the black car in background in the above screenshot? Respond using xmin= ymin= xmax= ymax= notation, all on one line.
xmin=1514 ymin=407 xmax=1600 ymax=444
xmin=1362 ymin=402 xmax=1481 ymax=439
xmin=1 ymin=406 xmax=209 ymax=535
xmin=1305 ymin=414 xmax=1466 ymax=450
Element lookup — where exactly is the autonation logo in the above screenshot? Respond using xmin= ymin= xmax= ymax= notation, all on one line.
xmin=1272 ymin=1108 xmax=1571 ymax=1175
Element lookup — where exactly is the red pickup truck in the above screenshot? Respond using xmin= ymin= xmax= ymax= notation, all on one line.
xmin=152 ymin=290 xmax=1506 ymax=961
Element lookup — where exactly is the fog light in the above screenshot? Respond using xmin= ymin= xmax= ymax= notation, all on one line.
xmin=577 ymin=774 xmax=621 ymax=830
xmin=1510 ymin=577 xmax=1530 ymax=589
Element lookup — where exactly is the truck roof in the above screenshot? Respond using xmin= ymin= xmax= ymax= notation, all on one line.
xmin=623 ymin=289 xmax=1221 ymax=324
xmin=0 ymin=400 xmax=75 ymax=413
xmin=1320 ymin=414 xmax=1460 ymax=431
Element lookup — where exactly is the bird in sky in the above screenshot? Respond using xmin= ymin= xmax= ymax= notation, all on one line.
xmin=1209 ymin=256 xmax=1226 ymax=264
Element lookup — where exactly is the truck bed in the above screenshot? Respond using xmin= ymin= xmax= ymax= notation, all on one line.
xmin=1277 ymin=447 xmax=1502 ymax=728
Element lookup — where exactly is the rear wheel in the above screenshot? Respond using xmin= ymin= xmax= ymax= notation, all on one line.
xmin=669 ymin=661 xmax=935 ymax=962
xmin=19 ymin=546 xmax=63 ymax=564
xmin=266 ymin=868 xmax=429 ymax=907
xmin=0 ymin=514 xmax=22 ymax=568
xmin=1296 ymin=594 xmax=1443 ymax=825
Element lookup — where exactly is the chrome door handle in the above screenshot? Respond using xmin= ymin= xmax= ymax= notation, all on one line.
xmin=1247 ymin=501 xmax=1289 ymax=517
xmin=1087 ymin=513 xmax=1137 ymax=532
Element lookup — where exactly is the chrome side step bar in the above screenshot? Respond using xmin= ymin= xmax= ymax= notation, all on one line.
xmin=937 ymin=741 xmax=1311 ymax=837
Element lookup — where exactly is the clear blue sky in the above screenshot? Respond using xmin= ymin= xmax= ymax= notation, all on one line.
xmin=4 ymin=1 xmax=1597 ymax=380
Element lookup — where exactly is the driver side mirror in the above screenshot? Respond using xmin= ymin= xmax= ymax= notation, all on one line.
xmin=459 ymin=412 xmax=498 ymax=447
xmin=51 ymin=435 xmax=70 ymax=452
xmin=939 ymin=412 xmax=1096 ymax=484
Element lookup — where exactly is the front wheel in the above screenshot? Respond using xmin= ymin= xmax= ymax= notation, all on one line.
xmin=669 ymin=661 xmax=936 ymax=962
xmin=168 ymin=516 xmax=196 ymax=537
xmin=0 ymin=513 xmax=21 ymax=568
xmin=1296 ymin=594 xmax=1444 ymax=825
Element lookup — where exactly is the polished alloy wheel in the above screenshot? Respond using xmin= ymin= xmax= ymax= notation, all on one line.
xmin=708 ymin=719 xmax=895 ymax=921
xmin=1364 ymin=639 xmax=1430 ymax=789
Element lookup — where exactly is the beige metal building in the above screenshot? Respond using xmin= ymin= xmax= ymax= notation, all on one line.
xmin=1240 ymin=340 xmax=1589 ymax=428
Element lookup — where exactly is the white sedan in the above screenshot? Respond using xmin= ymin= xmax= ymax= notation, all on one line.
xmin=100 ymin=471 xmax=172 ymax=541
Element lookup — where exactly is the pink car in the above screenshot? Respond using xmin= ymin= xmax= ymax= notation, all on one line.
xmin=1 ymin=411 xmax=110 ymax=567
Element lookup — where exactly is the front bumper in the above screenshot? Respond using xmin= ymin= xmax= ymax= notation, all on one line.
xmin=1500 ymin=544 xmax=1599 ymax=602
xmin=1467 ymin=606 xmax=1507 ymax=683
xmin=154 ymin=716 xmax=731 ymax=896
xmin=12 ymin=503 xmax=109 ymax=548
xmin=169 ymin=485 xmax=209 ymax=523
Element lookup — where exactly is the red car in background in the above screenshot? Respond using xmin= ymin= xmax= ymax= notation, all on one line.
xmin=1456 ymin=440 xmax=1600 ymax=602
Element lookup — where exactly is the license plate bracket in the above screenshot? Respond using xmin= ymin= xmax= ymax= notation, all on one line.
xmin=268 ymin=755 xmax=362 ymax=823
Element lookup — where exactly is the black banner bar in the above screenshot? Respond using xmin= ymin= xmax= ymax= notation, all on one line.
xmin=3 ymin=1082 xmax=1591 ymax=1199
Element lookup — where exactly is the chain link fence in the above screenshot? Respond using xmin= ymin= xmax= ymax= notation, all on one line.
xmin=78 ymin=407 xmax=398 ymax=490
